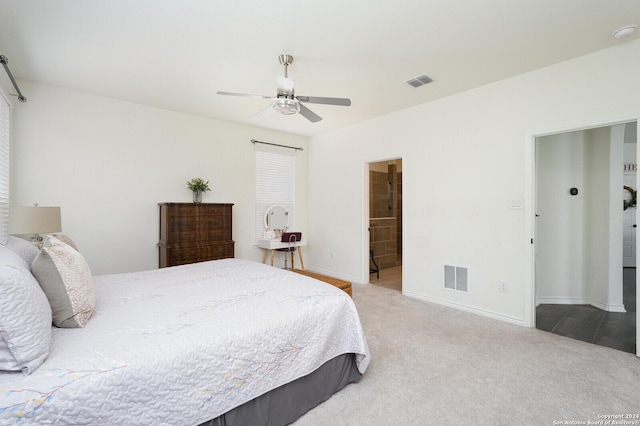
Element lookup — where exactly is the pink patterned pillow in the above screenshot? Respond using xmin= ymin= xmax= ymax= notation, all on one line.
xmin=52 ymin=233 xmax=79 ymax=251
xmin=31 ymin=236 xmax=95 ymax=328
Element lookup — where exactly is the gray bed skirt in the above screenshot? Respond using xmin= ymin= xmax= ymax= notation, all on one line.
xmin=198 ymin=353 xmax=361 ymax=426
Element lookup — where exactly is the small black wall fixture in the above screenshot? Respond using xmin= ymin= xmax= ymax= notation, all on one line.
xmin=570 ymin=188 xmax=579 ymax=196
xmin=0 ymin=55 xmax=27 ymax=103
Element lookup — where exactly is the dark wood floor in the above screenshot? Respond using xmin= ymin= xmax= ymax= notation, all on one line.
xmin=536 ymin=268 xmax=637 ymax=354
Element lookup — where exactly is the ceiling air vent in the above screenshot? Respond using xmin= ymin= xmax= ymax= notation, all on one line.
xmin=406 ymin=74 xmax=433 ymax=88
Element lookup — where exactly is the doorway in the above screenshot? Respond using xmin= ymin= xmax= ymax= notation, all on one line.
xmin=534 ymin=121 xmax=637 ymax=354
xmin=368 ymin=158 xmax=402 ymax=291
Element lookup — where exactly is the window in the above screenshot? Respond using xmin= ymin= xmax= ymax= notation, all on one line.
xmin=255 ymin=147 xmax=295 ymax=241
xmin=0 ymin=89 xmax=10 ymax=244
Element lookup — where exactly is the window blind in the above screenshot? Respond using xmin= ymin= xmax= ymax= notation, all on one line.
xmin=0 ymin=89 xmax=10 ymax=244
xmin=255 ymin=148 xmax=296 ymax=241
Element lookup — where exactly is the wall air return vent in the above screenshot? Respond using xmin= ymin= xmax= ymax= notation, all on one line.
xmin=444 ymin=265 xmax=469 ymax=293
xmin=406 ymin=74 xmax=433 ymax=88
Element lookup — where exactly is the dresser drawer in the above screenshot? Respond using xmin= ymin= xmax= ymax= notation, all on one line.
xmin=167 ymin=230 xmax=199 ymax=244
xmin=167 ymin=229 xmax=229 ymax=244
xmin=168 ymin=216 xmax=198 ymax=231
xmin=201 ymin=229 xmax=232 ymax=242
xmin=168 ymin=246 xmax=201 ymax=263
xmin=173 ymin=205 xmax=199 ymax=216
xmin=199 ymin=204 xmax=230 ymax=217
xmin=161 ymin=243 xmax=233 ymax=265
xmin=200 ymin=214 xmax=230 ymax=229
xmin=202 ymin=242 xmax=235 ymax=259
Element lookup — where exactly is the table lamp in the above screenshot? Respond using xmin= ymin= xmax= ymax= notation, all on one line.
xmin=9 ymin=206 xmax=62 ymax=246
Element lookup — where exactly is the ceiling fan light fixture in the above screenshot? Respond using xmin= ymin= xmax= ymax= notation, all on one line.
xmin=273 ymin=98 xmax=300 ymax=115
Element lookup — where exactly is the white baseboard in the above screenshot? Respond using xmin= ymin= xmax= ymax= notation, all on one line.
xmin=537 ymin=297 xmax=627 ymax=313
xmin=537 ymin=297 xmax=589 ymax=306
xmin=588 ymin=300 xmax=627 ymax=313
xmin=403 ymin=290 xmax=526 ymax=327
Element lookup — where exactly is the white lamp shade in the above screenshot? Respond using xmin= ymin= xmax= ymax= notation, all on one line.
xmin=9 ymin=206 xmax=62 ymax=235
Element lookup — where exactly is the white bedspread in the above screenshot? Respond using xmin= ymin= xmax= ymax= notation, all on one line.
xmin=0 ymin=259 xmax=370 ymax=425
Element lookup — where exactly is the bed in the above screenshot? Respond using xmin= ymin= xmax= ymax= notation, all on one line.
xmin=0 ymin=236 xmax=370 ymax=425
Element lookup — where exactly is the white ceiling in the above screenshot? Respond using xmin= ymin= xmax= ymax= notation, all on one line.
xmin=0 ymin=0 xmax=638 ymax=137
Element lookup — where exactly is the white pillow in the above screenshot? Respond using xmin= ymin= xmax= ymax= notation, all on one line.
xmin=3 ymin=235 xmax=40 ymax=266
xmin=31 ymin=236 xmax=95 ymax=328
xmin=0 ymin=245 xmax=52 ymax=374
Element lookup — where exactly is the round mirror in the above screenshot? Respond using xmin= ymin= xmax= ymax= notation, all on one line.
xmin=264 ymin=205 xmax=289 ymax=231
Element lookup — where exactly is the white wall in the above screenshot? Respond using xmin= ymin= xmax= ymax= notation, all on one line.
xmin=604 ymin=125 xmax=626 ymax=311
xmin=10 ymin=81 xmax=309 ymax=275
xmin=307 ymin=39 xmax=640 ymax=326
xmin=536 ymin=130 xmax=587 ymax=302
xmin=585 ymin=127 xmax=614 ymax=310
xmin=604 ymin=125 xmax=626 ymax=312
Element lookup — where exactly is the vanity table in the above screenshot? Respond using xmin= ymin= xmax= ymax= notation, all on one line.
xmin=258 ymin=204 xmax=306 ymax=269
xmin=257 ymin=237 xmax=306 ymax=269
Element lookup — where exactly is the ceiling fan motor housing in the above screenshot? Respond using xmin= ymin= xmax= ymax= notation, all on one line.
xmin=273 ymin=98 xmax=300 ymax=115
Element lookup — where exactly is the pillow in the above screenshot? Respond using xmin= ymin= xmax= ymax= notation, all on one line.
xmin=0 ymin=245 xmax=52 ymax=374
xmin=52 ymin=233 xmax=79 ymax=251
xmin=31 ymin=236 xmax=95 ymax=328
xmin=3 ymin=235 xmax=40 ymax=266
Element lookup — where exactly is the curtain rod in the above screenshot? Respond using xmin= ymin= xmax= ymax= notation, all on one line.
xmin=251 ymin=139 xmax=303 ymax=151
xmin=0 ymin=55 xmax=27 ymax=103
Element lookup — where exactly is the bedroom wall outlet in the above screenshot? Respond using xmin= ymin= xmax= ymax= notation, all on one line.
xmin=499 ymin=281 xmax=508 ymax=292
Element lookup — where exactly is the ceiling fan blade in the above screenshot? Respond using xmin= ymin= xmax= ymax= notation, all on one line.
xmin=217 ymin=91 xmax=272 ymax=100
xmin=296 ymin=95 xmax=351 ymax=106
xmin=298 ymin=103 xmax=322 ymax=123
xmin=276 ymin=76 xmax=294 ymax=96
xmin=249 ymin=103 xmax=274 ymax=120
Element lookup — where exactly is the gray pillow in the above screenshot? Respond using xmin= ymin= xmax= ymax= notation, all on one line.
xmin=31 ymin=236 xmax=95 ymax=328
xmin=3 ymin=235 xmax=40 ymax=266
xmin=0 ymin=245 xmax=52 ymax=374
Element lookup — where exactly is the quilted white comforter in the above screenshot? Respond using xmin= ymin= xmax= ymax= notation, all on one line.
xmin=0 ymin=259 xmax=370 ymax=425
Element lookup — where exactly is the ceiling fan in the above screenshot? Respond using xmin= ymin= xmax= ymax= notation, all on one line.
xmin=216 ymin=54 xmax=351 ymax=123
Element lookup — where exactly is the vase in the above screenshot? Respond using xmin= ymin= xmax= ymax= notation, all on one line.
xmin=192 ymin=190 xmax=202 ymax=203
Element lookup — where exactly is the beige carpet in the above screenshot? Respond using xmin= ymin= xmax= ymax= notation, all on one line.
xmin=295 ymin=283 xmax=640 ymax=425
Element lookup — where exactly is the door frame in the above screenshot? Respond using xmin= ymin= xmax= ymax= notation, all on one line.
xmin=363 ymin=156 xmax=404 ymax=288
xmin=526 ymin=116 xmax=639 ymax=357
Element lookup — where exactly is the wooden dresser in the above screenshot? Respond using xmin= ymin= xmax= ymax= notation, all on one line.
xmin=158 ymin=203 xmax=234 ymax=268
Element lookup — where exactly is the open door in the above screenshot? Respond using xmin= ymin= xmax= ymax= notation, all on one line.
xmin=533 ymin=121 xmax=637 ymax=356
xmin=366 ymin=158 xmax=403 ymax=292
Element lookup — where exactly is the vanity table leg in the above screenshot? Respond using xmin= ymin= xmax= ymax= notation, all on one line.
xmin=271 ymin=250 xmax=275 ymax=266
xmin=298 ymin=247 xmax=305 ymax=270
xmin=262 ymin=249 xmax=268 ymax=264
